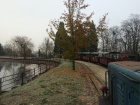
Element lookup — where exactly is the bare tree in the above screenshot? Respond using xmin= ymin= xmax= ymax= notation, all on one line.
xmin=99 ymin=29 xmax=110 ymax=52
xmin=97 ymin=13 xmax=108 ymax=51
xmin=39 ymin=37 xmax=53 ymax=58
xmin=121 ymin=14 xmax=140 ymax=56
xmin=4 ymin=41 xmax=17 ymax=56
xmin=98 ymin=26 xmax=124 ymax=52
xmin=109 ymin=26 xmax=122 ymax=52
xmin=12 ymin=36 xmax=34 ymax=59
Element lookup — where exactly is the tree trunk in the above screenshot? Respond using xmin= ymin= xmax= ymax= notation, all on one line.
xmin=124 ymin=43 xmax=127 ymax=53
xmin=103 ymin=39 xmax=105 ymax=52
xmin=24 ymin=48 xmax=26 ymax=60
xmin=72 ymin=59 xmax=75 ymax=70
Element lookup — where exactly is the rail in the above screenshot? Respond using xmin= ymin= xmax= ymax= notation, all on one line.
xmin=0 ymin=59 xmax=59 ymax=94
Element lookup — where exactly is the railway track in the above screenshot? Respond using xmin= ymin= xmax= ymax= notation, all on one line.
xmin=77 ymin=62 xmax=104 ymax=96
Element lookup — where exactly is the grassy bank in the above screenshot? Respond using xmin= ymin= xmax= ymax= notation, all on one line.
xmin=0 ymin=60 xmax=98 ymax=105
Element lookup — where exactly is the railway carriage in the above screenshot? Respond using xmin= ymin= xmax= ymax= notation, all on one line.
xmin=99 ymin=52 xmax=121 ymax=66
xmin=81 ymin=52 xmax=90 ymax=61
xmin=76 ymin=51 xmax=123 ymax=66
xmin=98 ymin=52 xmax=109 ymax=65
xmin=108 ymin=61 xmax=140 ymax=105
xmin=77 ymin=52 xmax=98 ymax=62
xmin=89 ymin=52 xmax=99 ymax=62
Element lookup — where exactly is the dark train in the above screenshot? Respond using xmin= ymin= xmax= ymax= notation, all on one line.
xmin=76 ymin=52 xmax=140 ymax=105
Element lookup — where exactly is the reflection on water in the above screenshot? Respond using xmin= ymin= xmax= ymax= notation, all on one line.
xmin=0 ymin=62 xmax=38 ymax=78
xmin=0 ymin=61 xmax=40 ymax=91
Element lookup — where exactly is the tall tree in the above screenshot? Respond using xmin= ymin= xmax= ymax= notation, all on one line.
xmin=98 ymin=29 xmax=110 ymax=52
xmin=99 ymin=26 xmax=122 ymax=52
xmin=13 ymin=36 xmax=34 ymax=59
xmin=97 ymin=13 xmax=108 ymax=52
xmin=121 ymin=14 xmax=140 ymax=56
xmin=86 ymin=21 xmax=98 ymax=52
xmin=47 ymin=0 xmax=107 ymax=70
xmin=39 ymin=37 xmax=53 ymax=58
xmin=54 ymin=22 xmax=67 ymax=56
xmin=4 ymin=42 xmax=14 ymax=56
xmin=109 ymin=26 xmax=121 ymax=52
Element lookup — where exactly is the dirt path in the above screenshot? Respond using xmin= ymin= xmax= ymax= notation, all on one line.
xmin=76 ymin=61 xmax=111 ymax=105
xmin=76 ymin=61 xmax=108 ymax=84
xmin=76 ymin=62 xmax=99 ymax=105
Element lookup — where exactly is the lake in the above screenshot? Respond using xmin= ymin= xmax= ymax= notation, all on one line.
xmin=0 ymin=61 xmax=45 ymax=91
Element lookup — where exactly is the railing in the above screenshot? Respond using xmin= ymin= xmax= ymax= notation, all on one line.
xmin=0 ymin=60 xmax=59 ymax=94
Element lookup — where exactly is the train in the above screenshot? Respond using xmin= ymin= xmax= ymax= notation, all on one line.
xmin=76 ymin=51 xmax=128 ymax=66
xmin=108 ymin=61 xmax=140 ymax=105
xmin=76 ymin=52 xmax=140 ymax=105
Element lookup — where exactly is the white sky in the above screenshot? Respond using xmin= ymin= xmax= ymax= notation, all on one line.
xmin=0 ymin=0 xmax=140 ymax=50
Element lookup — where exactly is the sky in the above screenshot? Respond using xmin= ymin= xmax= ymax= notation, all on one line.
xmin=0 ymin=0 xmax=140 ymax=50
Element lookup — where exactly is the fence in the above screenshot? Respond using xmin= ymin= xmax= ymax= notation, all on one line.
xmin=0 ymin=60 xmax=59 ymax=94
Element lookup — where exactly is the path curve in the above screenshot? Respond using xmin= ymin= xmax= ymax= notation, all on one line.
xmin=76 ymin=61 xmax=107 ymax=85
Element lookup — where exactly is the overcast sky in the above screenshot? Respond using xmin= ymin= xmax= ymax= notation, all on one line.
xmin=0 ymin=0 xmax=140 ymax=50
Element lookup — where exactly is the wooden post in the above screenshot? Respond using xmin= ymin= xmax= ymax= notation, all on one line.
xmin=49 ymin=61 xmax=50 ymax=69
xmin=21 ymin=72 xmax=24 ymax=85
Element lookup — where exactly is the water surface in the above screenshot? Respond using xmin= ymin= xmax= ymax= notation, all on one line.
xmin=0 ymin=61 xmax=40 ymax=91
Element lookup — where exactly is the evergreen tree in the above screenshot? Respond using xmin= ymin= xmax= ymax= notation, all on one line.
xmin=86 ymin=21 xmax=98 ymax=52
xmin=54 ymin=22 xmax=67 ymax=57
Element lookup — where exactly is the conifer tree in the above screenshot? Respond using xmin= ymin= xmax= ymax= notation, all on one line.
xmin=86 ymin=21 xmax=98 ymax=52
xmin=54 ymin=22 xmax=67 ymax=57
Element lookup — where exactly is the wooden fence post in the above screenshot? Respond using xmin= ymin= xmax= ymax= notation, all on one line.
xmin=49 ymin=61 xmax=50 ymax=69
xmin=21 ymin=72 xmax=24 ymax=85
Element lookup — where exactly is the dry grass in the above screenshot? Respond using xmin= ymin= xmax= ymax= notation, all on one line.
xmin=0 ymin=60 xmax=98 ymax=105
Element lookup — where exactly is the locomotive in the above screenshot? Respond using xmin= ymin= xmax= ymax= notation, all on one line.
xmin=108 ymin=61 xmax=140 ymax=105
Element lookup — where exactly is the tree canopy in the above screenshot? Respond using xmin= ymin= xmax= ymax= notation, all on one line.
xmin=39 ymin=37 xmax=53 ymax=58
xmin=13 ymin=36 xmax=34 ymax=59
xmin=47 ymin=0 xmax=107 ymax=69
xmin=85 ymin=21 xmax=98 ymax=52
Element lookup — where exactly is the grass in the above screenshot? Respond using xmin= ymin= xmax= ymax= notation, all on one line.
xmin=0 ymin=60 xmax=97 ymax=105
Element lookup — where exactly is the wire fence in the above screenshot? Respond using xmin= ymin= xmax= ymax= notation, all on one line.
xmin=0 ymin=60 xmax=59 ymax=94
